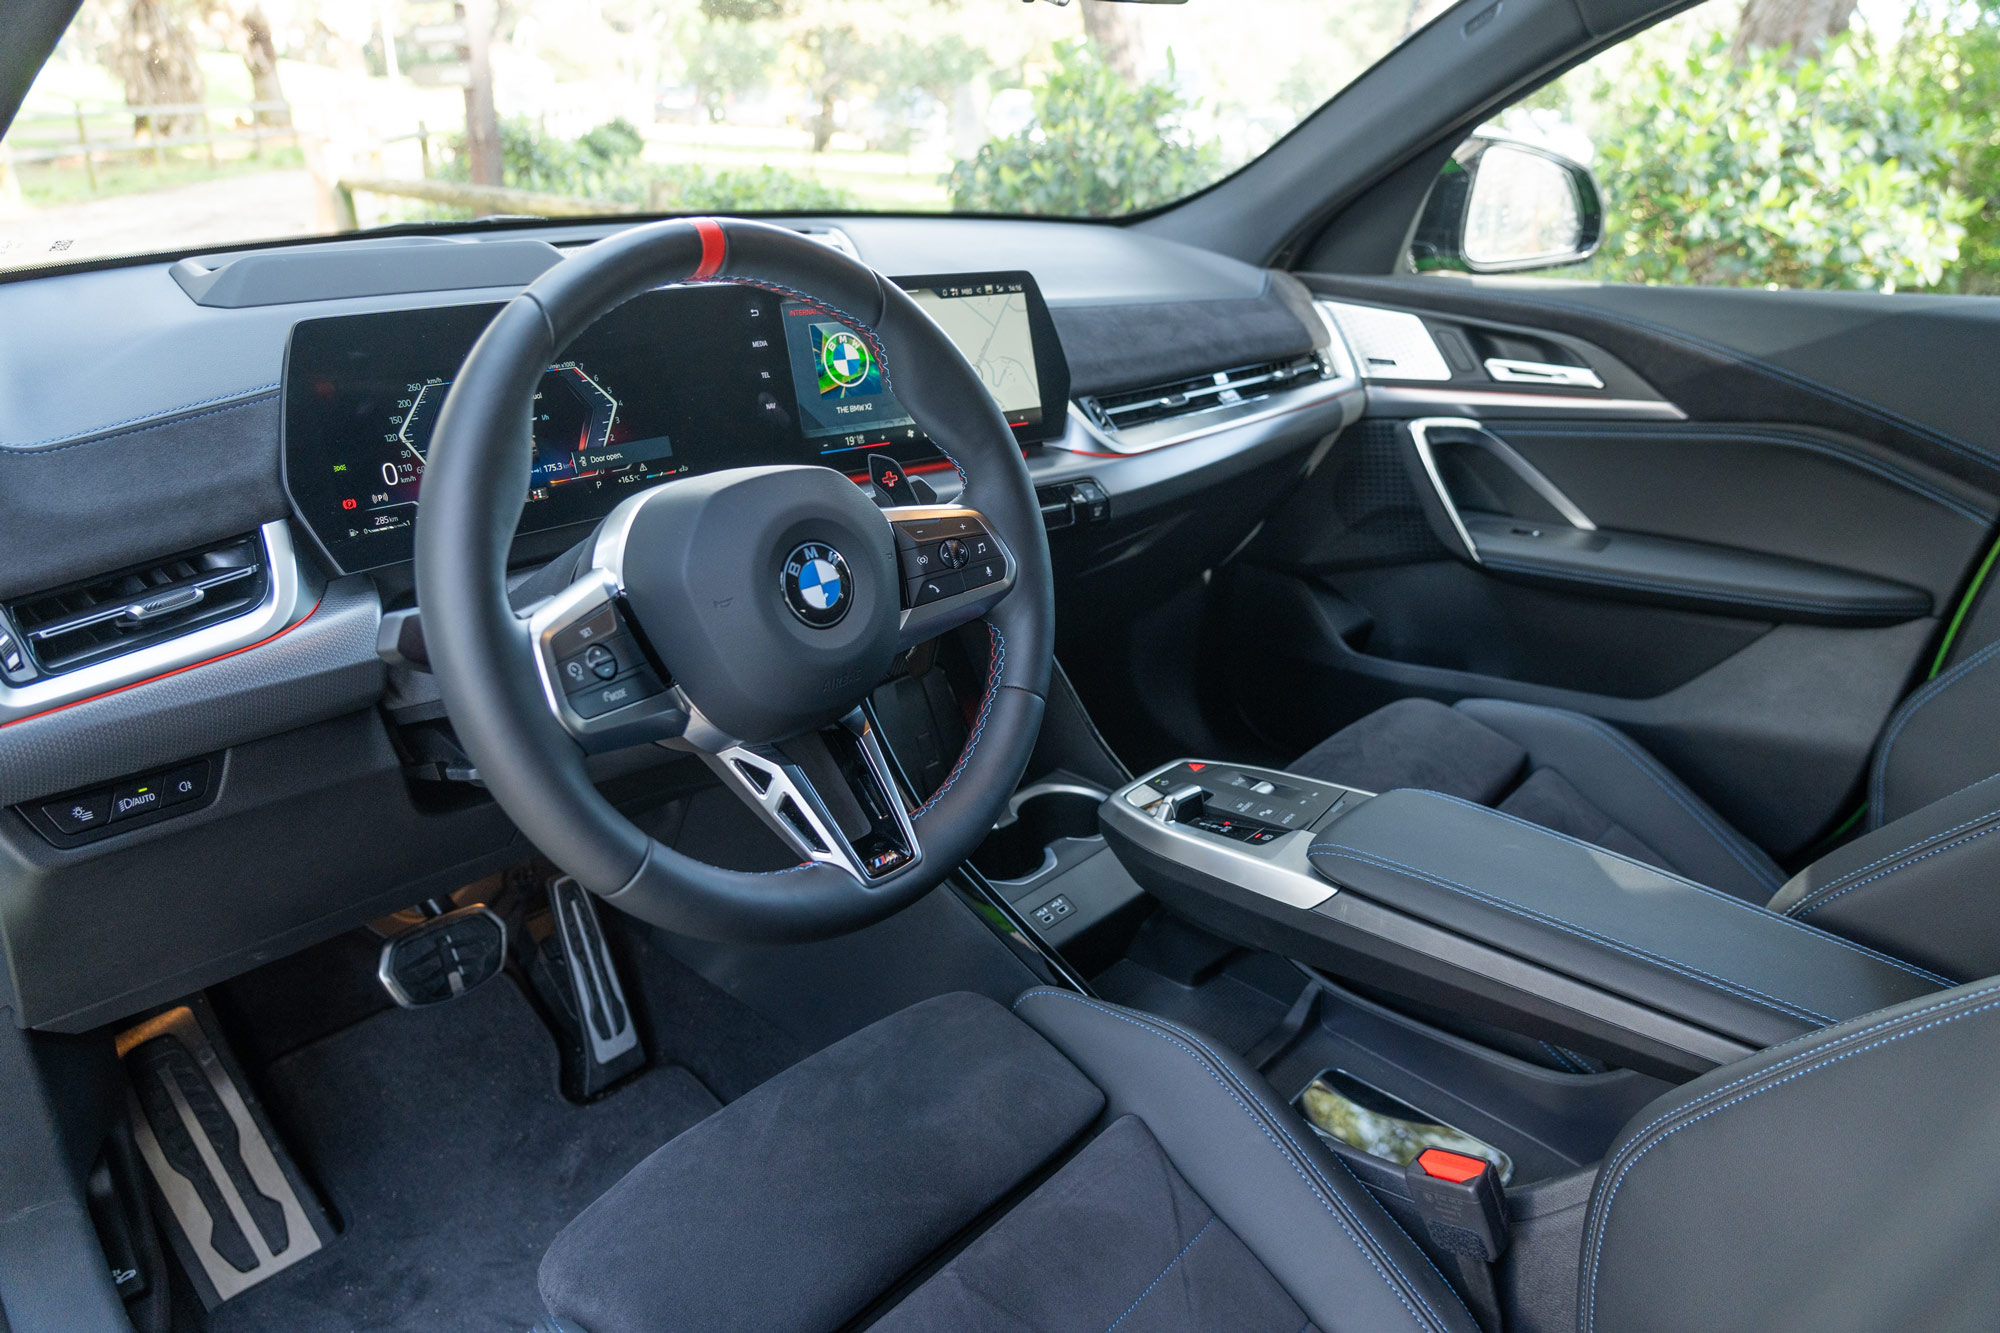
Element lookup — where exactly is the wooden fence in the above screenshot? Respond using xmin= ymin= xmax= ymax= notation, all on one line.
xmin=3 ymin=100 xmax=297 ymax=191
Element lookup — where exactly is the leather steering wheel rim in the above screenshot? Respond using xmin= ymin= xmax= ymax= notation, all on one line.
xmin=415 ymin=217 xmax=1054 ymax=942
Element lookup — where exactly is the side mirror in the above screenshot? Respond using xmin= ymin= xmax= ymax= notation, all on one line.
xmin=1411 ymin=135 xmax=1604 ymax=274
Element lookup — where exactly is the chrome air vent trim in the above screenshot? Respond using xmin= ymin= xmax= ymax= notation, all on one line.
xmin=1062 ymin=352 xmax=1358 ymax=456
xmin=0 ymin=522 xmax=316 ymax=725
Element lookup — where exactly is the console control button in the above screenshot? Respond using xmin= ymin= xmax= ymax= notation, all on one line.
xmin=110 ymin=780 xmax=164 ymax=822
xmin=159 ymin=764 xmax=208 ymax=807
xmin=568 ymin=667 xmax=665 ymax=719
xmin=550 ymin=605 xmax=620 ymax=660
xmin=41 ymin=791 xmax=110 ymax=835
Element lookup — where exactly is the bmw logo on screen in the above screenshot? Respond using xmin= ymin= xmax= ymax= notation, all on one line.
xmin=782 ymin=542 xmax=853 ymax=628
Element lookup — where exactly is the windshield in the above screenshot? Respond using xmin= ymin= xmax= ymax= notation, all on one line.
xmin=0 ymin=0 xmax=1420 ymax=273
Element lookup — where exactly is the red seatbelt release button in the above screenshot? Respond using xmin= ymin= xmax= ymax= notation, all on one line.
xmin=1406 ymin=1149 xmax=1508 ymax=1261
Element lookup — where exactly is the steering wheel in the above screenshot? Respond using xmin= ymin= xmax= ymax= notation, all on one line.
xmin=414 ymin=218 xmax=1054 ymax=943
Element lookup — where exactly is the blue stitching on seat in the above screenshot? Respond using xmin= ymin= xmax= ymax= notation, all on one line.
xmin=1600 ymin=979 xmax=2000 ymax=1193
xmin=912 ymin=623 xmax=1004 ymax=820
xmin=2 ymin=389 xmax=278 ymax=453
xmin=1105 ymin=1216 xmax=1215 ymax=1331
xmin=1581 ymin=989 xmax=2000 ymax=1331
xmin=1868 ymin=639 xmax=2000 ymax=825
xmin=1479 ymin=556 xmax=1906 ymax=618
xmin=1786 ymin=788 xmax=2000 ymax=909
xmin=1500 ymin=424 xmax=1990 ymax=525
xmin=1458 ymin=702 xmax=1781 ymax=892
xmin=1021 ymin=993 xmax=1480 ymax=1332
xmin=1411 ymin=788 xmax=1949 ymax=986
xmin=1309 ymin=845 xmax=1836 ymax=1025
xmin=1013 ymin=991 xmax=1447 ymax=1333
xmin=1791 ymin=821 xmax=2000 ymax=921
xmin=1541 ymin=1041 xmax=1588 ymax=1074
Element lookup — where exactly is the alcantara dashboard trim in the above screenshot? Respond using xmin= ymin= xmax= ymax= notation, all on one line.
xmin=0 ymin=522 xmax=318 ymax=726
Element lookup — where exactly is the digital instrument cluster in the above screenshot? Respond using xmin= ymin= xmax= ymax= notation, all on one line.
xmin=282 ymin=270 xmax=1068 ymax=573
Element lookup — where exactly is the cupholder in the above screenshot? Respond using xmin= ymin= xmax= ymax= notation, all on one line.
xmin=972 ymin=785 xmax=1108 ymax=882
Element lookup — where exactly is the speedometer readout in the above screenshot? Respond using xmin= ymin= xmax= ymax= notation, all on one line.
xmin=346 ymin=361 xmax=680 ymax=542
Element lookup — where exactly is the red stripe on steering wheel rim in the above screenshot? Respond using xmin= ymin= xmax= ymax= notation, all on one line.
xmin=690 ymin=218 xmax=726 ymax=279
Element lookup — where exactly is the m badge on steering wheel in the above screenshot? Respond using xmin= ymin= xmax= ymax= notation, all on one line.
xmin=782 ymin=542 xmax=852 ymax=628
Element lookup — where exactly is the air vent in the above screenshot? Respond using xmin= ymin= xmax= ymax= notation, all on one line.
xmin=1080 ymin=354 xmax=1327 ymax=434
xmin=7 ymin=534 xmax=269 ymax=676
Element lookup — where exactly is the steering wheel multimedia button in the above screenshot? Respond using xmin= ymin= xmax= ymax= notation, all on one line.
xmin=938 ymin=538 xmax=968 ymax=569
xmin=912 ymin=572 xmax=965 ymax=605
xmin=781 ymin=542 xmax=853 ymax=628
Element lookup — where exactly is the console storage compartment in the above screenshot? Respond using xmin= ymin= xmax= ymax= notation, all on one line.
xmin=974 ymin=783 xmax=1148 ymax=972
xmin=1101 ymin=766 xmax=1948 ymax=1079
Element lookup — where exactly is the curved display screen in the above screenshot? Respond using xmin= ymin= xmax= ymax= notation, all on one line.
xmin=282 ymin=270 xmax=1067 ymax=573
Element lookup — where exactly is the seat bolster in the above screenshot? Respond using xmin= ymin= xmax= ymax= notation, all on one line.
xmin=1288 ymin=697 xmax=1527 ymax=804
xmin=1583 ymin=977 xmax=2000 ymax=1333
xmin=1772 ymin=773 xmax=2000 ymax=980
xmin=1454 ymin=699 xmax=1782 ymax=901
xmin=538 ymin=992 xmax=1103 ymax=1333
xmin=1868 ymin=638 xmax=2000 ymax=827
xmin=1013 ymin=988 xmax=1480 ymax=1333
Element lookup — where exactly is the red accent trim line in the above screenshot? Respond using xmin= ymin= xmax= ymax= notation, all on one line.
xmin=690 ymin=218 xmax=726 ymax=279
xmin=0 ymin=597 xmax=324 ymax=730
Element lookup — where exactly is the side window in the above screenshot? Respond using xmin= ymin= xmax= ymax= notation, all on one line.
xmin=1409 ymin=1 xmax=1998 ymax=294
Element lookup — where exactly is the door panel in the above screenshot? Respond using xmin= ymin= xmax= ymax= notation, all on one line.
xmin=1226 ymin=279 xmax=2000 ymax=861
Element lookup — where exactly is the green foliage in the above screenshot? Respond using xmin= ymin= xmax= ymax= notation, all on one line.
xmin=443 ymin=117 xmax=854 ymax=212
xmin=948 ymin=41 xmax=1222 ymax=218
xmin=1584 ymin=31 xmax=1980 ymax=291
xmin=680 ymin=18 xmax=782 ymax=123
xmin=1902 ymin=10 xmax=2000 ymax=293
xmin=645 ymin=163 xmax=856 ymax=212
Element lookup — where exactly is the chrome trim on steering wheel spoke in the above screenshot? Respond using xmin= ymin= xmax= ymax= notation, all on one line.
xmin=698 ymin=707 xmax=922 ymax=883
xmin=884 ymin=502 xmax=1018 ymax=651
xmin=522 ymin=570 xmax=687 ymax=751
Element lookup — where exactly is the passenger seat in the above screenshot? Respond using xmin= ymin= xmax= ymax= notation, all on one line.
xmin=1288 ymin=629 xmax=2000 ymax=982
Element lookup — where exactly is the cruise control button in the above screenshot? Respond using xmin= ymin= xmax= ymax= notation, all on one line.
xmin=910 ymin=571 xmax=965 ymax=606
xmin=558 ymin=634 xmax=641 ymax=695
xmin=42 ymin=791 xmax=110 ymax=835
xmin=159 ymin=764 xmax=208 ymax=807
xmin=109 ymin=780 xmax=163 ymax=822
xmin=550 ymin=605 xmax=619 ymax=660
xmin=569 ymin=667 xmax=664 ymax=719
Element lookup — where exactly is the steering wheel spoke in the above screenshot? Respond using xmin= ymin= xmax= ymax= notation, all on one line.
xmin=522 ymin=570 xmax=688 ymax=752
xmin=888 ymin=504 xmax=1017 ymax=652
xmin=692 ymin=707 xmax=922 ymax=883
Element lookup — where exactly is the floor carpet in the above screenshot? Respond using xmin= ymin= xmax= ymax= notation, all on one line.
xmin=209 ymin=978 xmax=718 ymax=1333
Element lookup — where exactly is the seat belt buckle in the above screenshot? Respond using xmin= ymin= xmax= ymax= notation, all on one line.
xmin=1405 ymin=1148 xmax=1509 ymax=1262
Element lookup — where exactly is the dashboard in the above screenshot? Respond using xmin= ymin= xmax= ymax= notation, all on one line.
xmin=0 ymin=216 xmax=1356 ymax=1034
xmin=283 ymin=271 xmax=1070 ymax=573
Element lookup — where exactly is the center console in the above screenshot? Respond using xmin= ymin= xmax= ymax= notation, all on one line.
xmin=1101 ymin=761 xmax=1947 ymax=1079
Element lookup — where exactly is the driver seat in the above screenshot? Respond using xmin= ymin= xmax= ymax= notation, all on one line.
xmin=534 ymin=982 xmax=2000 ymax=1332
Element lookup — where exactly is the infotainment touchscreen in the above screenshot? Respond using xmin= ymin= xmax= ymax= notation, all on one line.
xmin=282 ymin=268 xmax=1069 ymax=573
